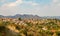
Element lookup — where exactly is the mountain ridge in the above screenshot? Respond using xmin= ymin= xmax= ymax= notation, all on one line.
xmin=0 ymin=14 xmax=42 ymax=19
xmin=0 ymin=14 xmax=60 ymax=19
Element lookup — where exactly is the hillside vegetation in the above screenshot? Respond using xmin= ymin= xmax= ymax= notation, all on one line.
xmin=0 ymin=18 xmax=60 ymax=36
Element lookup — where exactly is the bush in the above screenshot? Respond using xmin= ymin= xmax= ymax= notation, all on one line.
xmin=18 ymin=18 xmax=22 ymax=21
xmin=56 ymin=31 xmax=60 ymax=36
xmin=0 ymin=26 xmax=6 ymax=32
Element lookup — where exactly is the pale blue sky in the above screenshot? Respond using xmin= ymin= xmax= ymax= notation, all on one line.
xmin=0 ymin=0 xmax=60 ymax=16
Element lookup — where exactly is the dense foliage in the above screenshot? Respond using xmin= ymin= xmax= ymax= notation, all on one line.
xmin=0 ymin=18 xmax=60 ymax=36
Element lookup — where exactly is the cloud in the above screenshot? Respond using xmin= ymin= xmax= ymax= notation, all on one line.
xmin=1 ymin=0 xmax=39 ymax=7
xmin=42 ymin=2 xmax=60 ymax=16
xmin=4 ymin=2 xmax=17 ymax=7
xmin=1 ymin=0 xmax=23 ymax=7
xmin=31 ymin=2 xmax=39 ymax=6
xmin=23 ymin=1 xmax=39 ymax=6
xmin=16 ymin=0 xmax=23 ymax=4
xmin=0 ymin=0 xmax=60 ymax=16
xmin=0 ymin=0 xmax=40 ymax=16
xmin=52 ymin=0 xmax=59 ymax=3
xmin=53 ymin=0 xmax=57 ymax=3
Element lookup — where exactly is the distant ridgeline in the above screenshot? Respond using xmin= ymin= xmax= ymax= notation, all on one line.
xmin=0 ymin=14 xmax=60 ymax=19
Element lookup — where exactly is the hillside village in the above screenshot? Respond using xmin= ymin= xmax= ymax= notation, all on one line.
xmin=0 ymin=18 xmax=60 ymax=36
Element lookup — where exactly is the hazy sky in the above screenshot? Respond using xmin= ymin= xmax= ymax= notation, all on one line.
xmin=0 ymin=0 xmax=60 ymax=16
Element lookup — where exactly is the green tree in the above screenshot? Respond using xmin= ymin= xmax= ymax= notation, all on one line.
xmin=18 ymin=18 xmax=22 ymax=21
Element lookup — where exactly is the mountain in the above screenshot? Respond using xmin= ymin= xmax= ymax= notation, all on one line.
xmin=0 ymin=14 xmax=42 ymax=19
xmin=0 ymin=14 xmax=60 ymax=19
xmin=0 ymin=15 xmax=4 ymax=18
xmin=42 ymin=16 xmax=60 ymax=19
